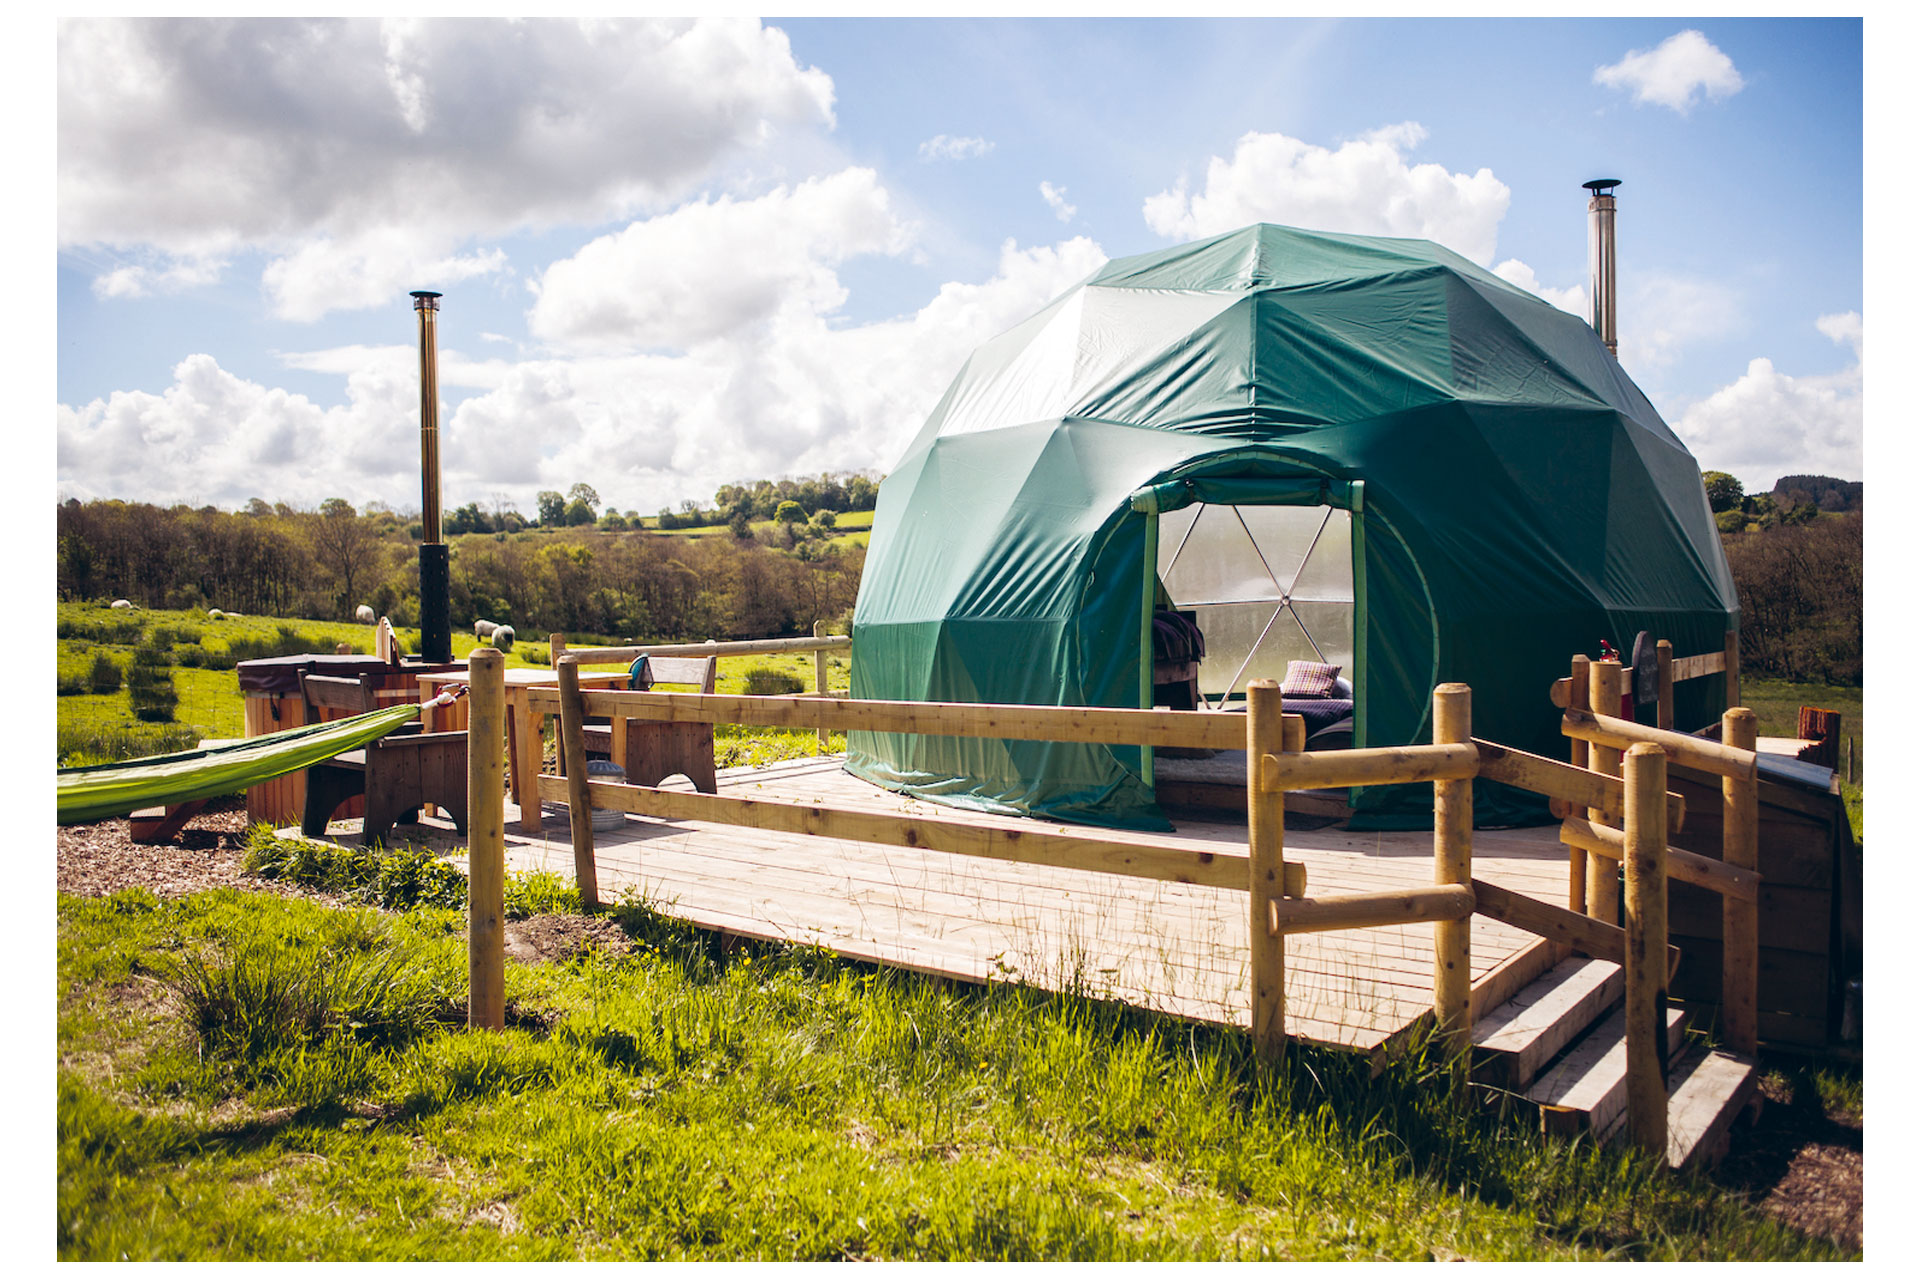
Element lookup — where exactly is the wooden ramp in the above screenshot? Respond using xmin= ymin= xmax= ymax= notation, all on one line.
xmin=487 ymin=754 xmax=1572 ymax=1055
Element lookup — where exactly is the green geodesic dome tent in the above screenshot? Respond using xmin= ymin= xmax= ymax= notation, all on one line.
xmin=846 ymin=224 xmax=1738 ymax=830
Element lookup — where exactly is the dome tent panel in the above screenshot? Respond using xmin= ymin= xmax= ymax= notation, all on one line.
xmin=848 ymin=224 xmax=1738 ymax=831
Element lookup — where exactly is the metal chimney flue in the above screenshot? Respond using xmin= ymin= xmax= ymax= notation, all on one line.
xmin=411 ymin=289 xmax=452 ymax=664
xmin=1583 ymin=178 xmax=1621 ymax=358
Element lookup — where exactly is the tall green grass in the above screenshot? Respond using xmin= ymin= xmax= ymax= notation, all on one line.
xmin=57 ymin=885 xmax=1854 ymax=1261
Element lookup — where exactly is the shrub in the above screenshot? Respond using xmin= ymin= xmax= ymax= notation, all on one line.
xmin=744 ymin=666 xmax=806 ymax=696
xmin=149 ymin=624 xmax=204 ymax=649
xmin=87 ymin=650 xmax=122 ymax=694
xmin=124 ymin=642 xmax=177 ymax=723
xmin=173 ymin=643 xmax=214 ymax=668
xmin=58 ymin=615 xmax=144 ymax=645
xmin=164 ymin=917 xmax=460 ymax=1073
xmin=242 ymin=826 xmax=466 ymax=912
xmin=57 ymin=722 xmax=200 ymax=766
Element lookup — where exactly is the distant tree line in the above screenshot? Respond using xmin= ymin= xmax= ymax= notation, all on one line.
xmin=1722 ymin=513 xmax=1862 ymax=685
xmin=658 ymin=472 xmax=880 ymax=531
xmin=428 ymin=471 xmax=882 ymax=535
xmin=56 ymin=495 xmax=865 ymax=642
xmin=1703 ymin=470 xmax=1862 ymax=534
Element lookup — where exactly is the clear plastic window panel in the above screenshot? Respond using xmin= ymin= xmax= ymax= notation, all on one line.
xmin=1157 ymin=505 xmax=1354 ymax=703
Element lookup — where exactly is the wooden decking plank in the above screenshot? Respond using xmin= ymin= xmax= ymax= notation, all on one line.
xmin=489 ymin=754 xmax=1578 ymax=1054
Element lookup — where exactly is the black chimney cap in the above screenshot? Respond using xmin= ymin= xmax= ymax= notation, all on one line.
xmin=1582 ymin=178 xmax=1622 ymax=195
xmin=410 ymin=290 xmax=442 ymax=309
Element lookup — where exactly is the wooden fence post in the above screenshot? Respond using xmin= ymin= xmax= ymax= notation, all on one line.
xmin=467 ymin=647 xmax=506 ymax=1032
xmin=1565 ymin=655 xmax=1591 ymax=919
xmin=813 ymin=620 xmax=831 ymax=752
xmin=1432 ymin=683 xmax=1474 ymax=1062
xmin=1586 ymin=659 xmax=1624 ymax=926
xmin=1623 ymin=742 xmax=1670 ymax=1156
xmin=1720 ymin=706 xmax=1759 ymax=1054
xmin=556 ymin=655 xmax=602 ymax=911
xmin=1655 ymin=639 xmax=1674 ymax=732
xmin=1248 ymin=679 xmax=1289 ymax=1061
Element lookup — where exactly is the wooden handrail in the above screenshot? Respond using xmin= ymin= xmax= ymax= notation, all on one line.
xmin=1257 ymin=742 xmax=1478 ymax=793
xmin=1470 ymin=878 xmax=1680 ymax=979
xmin=1473 ymin=739 xmax=1686 ymax=832
xmin=553 ymin=633 xmax=850 ymax=666
xmin=1557 ymin=816 xmax=1759 ymax=902
xmin=1268 ymin=884 xmax=1473 ymax=937
xmin=540 ymin=774 xmax=1303 ymax=894
xmin=1562 ymin=708 xmax=1758 ymax=782
xmin=532 ymin=686 xmax=1251 ymax=752
xmin=1669 ymin=650 xmax=1727 ymax=682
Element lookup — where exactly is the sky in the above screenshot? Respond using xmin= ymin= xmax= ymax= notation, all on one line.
xmin=51 ymin=14 xmax=1869 ymax=519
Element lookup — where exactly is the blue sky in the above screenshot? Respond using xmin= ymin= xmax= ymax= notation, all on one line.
xmin=54 ymin=15 xmax=1867 ymax=517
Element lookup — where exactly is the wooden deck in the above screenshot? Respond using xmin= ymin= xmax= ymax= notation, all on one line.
xmin=461 ymin=754 xmax=1573 ymax=1055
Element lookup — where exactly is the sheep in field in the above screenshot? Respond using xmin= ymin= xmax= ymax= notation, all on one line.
xmin=356 ymin=604 xmax=376 ymax=624
xmin=492 ymin=625 xmax=515 ymax=652
xmin=473 ymin=619 xmax=498 ymax=639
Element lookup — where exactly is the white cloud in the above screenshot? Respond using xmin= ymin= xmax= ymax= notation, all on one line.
xmin=55 ymin=353 xmax=420 ymax=507
xmin=1594 ymin=29 xmax=1744 ymax=114
xmin=1674 ymin=315 xmax=1863 ymax=489
xmin=1039 ymin=181 xmax=1076 ymax=223
xmin=264 ymin=236 xmax=510 ymax=324
xmin=526 ymin=168 xmax=913 ymax=354
xmin=90 ymin=254 xmax=227 ymax=300
xmin=1816 ymin=310 xmax=1863 ymax=358
xmin=58 ymin=236 xmax=1108 ymax=514
xmin=918 ymin=134 xmax=992 ymax=162
xmin=1616 ymin=273 xmax=1743 ymax=377
xmin=1143 ymin=123 xmax=1511 ymax=266
xmin=58 ymin=17 xmax=836 ymax=319
xmin=1491 ymin=259 xmax=1588 ymax=318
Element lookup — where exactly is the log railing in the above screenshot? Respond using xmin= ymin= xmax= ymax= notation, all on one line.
xmin=551 ymin=624 xmax=853 ymax=749
xmin=1548 ymin=629 xmax=1739 ymax=733
xmin=1549 ymin=651 xmax=1762 ymax=1058
xmin=455 ymin=653 xmax=1732 ymax=1155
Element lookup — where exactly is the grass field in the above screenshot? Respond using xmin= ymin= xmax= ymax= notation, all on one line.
xmin=55 ymin=604 xmax=850 ymax=768
xmin=1739 ymin=677 xmax=1864 ymax=839
xmin=56 ymin=878 xmax=1855 ymax=1261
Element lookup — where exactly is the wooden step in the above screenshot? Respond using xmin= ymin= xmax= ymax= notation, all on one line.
xmin=1589 ymin=1045 xmax=1758 ymax=1169
xmin=1526 ymin=1004 xmax=1691 ymax=1137
xmin=1665 ymin=1047 xmax=1759 ymax=1170
xmin=1471 ymin=956 xmax=1623 ymax=1089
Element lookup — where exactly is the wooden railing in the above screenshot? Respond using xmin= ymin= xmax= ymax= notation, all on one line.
xmin=551 ymin=625 xmax=852 ymax=748
xmin=455 ymin=651 xmax=1753 ymax=1159
xmin=1548 ymin=629 xmax=1739 ymax=732
xmin=1544 ymin=649 xmax=1761 ymax=1058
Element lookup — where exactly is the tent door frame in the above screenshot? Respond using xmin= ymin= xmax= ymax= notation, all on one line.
xmin=1133 ymin=477 xmax=1368 ymax=787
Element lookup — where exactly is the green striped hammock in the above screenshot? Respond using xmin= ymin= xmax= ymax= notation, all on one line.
xmin=58 ymin=701 xmax=433 ymax=825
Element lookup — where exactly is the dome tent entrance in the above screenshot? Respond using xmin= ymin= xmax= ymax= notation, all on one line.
xmin=847 ymin=224 xmax=1738 ymax=831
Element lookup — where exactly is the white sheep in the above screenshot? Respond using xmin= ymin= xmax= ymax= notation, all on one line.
xmin=110 ymin=599 xmax=132 ymax=610
xmin=207 ymin=608 xmax=225 ymax=620
xmin=492 ymin=625 xmax=515 ymax=652
xmin=355 ymin=604 xmax=376 ymax=624
xmin=473 ymin=619 xmax=498 ymax=639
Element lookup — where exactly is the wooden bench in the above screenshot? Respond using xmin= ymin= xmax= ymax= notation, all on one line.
xmin=578 ymin=655 xmax=719 ymax=794
xmin=298 ymin=673 xmax=468 ymax=846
